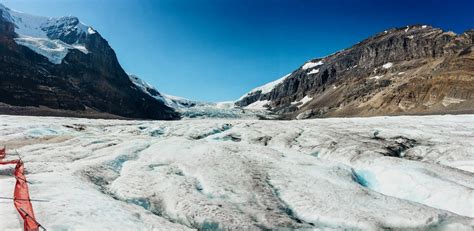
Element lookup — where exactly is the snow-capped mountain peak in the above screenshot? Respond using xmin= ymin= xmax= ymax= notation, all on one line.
xmin=1 ymin=3 xmax=93 ymax=40
xmin=0 ymin=3 xmax=94 ymax=64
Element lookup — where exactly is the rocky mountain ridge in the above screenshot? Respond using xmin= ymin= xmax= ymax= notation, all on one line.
xmin=237 ymin=25 xmax=474 ymax=119
xmin=0 ymin=3 xmax=179 ymax=120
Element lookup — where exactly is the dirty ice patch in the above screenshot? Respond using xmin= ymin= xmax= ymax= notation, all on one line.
xmin=442 ymin=97 xmax=465 ymax=107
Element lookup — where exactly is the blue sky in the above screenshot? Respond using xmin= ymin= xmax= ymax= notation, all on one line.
xmin=3 ymin=0 xmax=473 ymax=102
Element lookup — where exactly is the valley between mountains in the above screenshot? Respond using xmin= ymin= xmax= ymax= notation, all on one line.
xmin=0 ymin=3 xmax=473 ymax=231
xmin=0 ymin=3 xmax=473 ymax=120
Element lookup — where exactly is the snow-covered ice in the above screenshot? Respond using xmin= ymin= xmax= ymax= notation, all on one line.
xmin=129 ymin=74 xmax=271 ymax=119
xmin=0 ymin=115 xmax=473 ymax=230
xmin=370 ymin=75 xmax=383 ymax=80
xmin=292 ymin=96 xmax=313 ymax=108
xmin=302 ymin=60 xmax=324 ymax=70
xmin=0 ymin=3 xmax=93 ymax=64
xmin=14 ymin=36 xmax=88 ymax=64
xmin=239 ymin=73 xmax=291 ymax=100
xmin=307 ymin=69 xmax=319 ymax=75
xmin=87 ymin=27 xmax=97 ymax=35
xmin=382 ymin=62 xmax=393 ymax=69
xmin=244 ymin=100 xmax=270 ymax=110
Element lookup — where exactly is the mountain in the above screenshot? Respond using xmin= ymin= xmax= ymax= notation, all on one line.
xmin=236 ymin=25 xmax=474 ymax=119
xmin=0 ymin=3 xmax=179 ymax=120
xmin=130 ymin=74 xmax=272 ymax=119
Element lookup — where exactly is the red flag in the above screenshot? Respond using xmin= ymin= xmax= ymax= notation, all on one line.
xmin=0 ymin=159 xmax=19 ymax=165
xmin=0 ymin=147 xmax=43 ymax=231
xmin=14 ymin=160 xmax=40 ymax=231
xmin=0 ymin=147 xmax=6 ymax=160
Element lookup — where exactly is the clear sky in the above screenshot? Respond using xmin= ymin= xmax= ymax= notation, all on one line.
xmin=3 ymin=0 xmax=473 ymax=102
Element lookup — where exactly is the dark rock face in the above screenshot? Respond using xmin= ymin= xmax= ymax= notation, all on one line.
xmin=0 ymin=10 xmax=179 ymax=120
xmin=43 ymin=17 xmax=89 ymax=44
xmin=237 ymin=25 xmax=474 ymax=119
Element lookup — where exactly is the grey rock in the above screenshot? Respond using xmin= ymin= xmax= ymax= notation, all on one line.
xmin=237 ymin=25 xmax=474 ymax=119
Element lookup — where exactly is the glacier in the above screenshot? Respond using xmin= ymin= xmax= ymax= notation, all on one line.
xmin=0 ymin=3 xmax=93 ymax=64
xmin=129 ymin=74 xmax=271 ymax=119
xmin=0 ymin=114 xmax=473 ymax=230
xmin=14 ymin=36 xmax=88 ymax=64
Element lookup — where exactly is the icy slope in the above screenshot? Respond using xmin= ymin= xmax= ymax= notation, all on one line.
xmin=14 ymin=37 xmax=88 ymax=64
xmin=0 ymin=3 xmax=93 ymax=64
xmin=129 ymin=74 xmax=271 ymax=119
xmin=238 ymin=73 xmax=291 ymax=102
xmin=0 ymin=115 xmax=473 ymax=230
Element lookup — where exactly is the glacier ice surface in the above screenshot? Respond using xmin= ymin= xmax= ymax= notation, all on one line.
xmin=0 ymin=115 xmax=473 ymax=230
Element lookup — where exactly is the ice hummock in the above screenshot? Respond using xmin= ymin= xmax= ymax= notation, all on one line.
xmin=0 ymin=114 xmax=472 ymax=230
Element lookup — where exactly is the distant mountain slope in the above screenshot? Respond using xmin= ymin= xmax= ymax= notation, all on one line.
xmin=130 ymin=74 xmax=271 ymax=119
xmin=236 ymin=25 xmax=474 ymax=119
xmin=0 ymin=3 xmax=179 ymax=120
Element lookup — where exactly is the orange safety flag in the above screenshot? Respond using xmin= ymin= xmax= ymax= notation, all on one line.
xmin=0 ymin=159 xmax=19 ymax=165
xmin=14 ymin=160 xmax=41 ymax=231
xmin=0 ymin=158 xmax=42 ymax=231
xmin=0 ymin=147 xmax=6 ymax=160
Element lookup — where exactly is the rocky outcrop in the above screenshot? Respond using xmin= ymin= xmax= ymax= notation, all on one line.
xmin=237 ymin=25 xmax=474 ymax=119
xmin=0 ymin=4 xmax=179 ymax=120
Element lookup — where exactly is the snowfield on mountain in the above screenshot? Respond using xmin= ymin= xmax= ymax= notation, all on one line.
xmin=0 ymin=115 xmax=473 ymax=230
